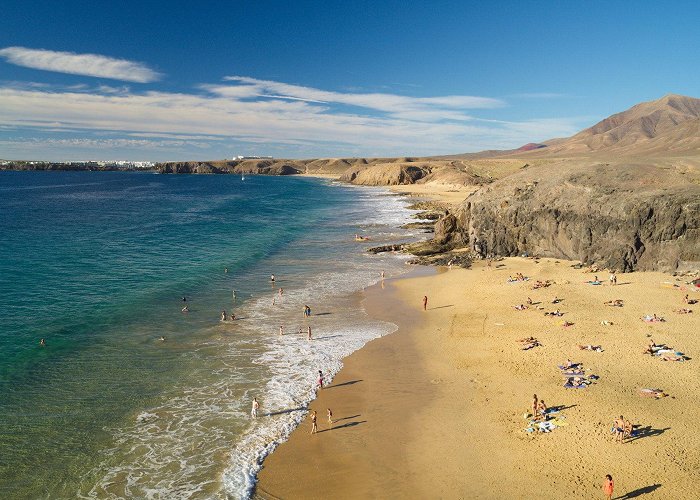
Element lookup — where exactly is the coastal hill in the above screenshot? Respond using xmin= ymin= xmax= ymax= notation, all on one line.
xmin=527 ymin=93 xmax=700 ymax=156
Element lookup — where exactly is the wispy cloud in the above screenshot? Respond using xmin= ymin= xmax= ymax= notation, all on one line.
xmin=0 ymin=77 xmax=585 ymax=158
xmin=0 ymin=47 xmax=161 ymax=83
xmin=216 ymin=76 xmax=504 ymax=114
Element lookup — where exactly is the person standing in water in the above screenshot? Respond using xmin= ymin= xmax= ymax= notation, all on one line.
xmin=279 ymin=325 xmax=284 ymax=336
xmin=317 ymin=370 xmax=324 ymax=389
xmin=221 ymin=310 xmax=227 ymax=322
xmin=422 ymin=295 xmax=428 ymax=311
xmin=270 ymin=274 xmax=275 ymax=284
xmin=251 ymin=398 xmax=260 ymax=418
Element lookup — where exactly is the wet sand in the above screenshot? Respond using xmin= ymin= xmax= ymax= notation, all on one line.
xmin=255 ymin=258 xmax=699 ymax=499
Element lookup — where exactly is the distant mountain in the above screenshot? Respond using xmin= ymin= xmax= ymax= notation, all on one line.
xmin=537 ymin=94 xmax=700 ymax=155
xmin=439 ymin=94 xmax=700 ymax=159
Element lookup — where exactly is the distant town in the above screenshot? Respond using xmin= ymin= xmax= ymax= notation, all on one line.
xmin=0 ymin=160 xmax=157 ymax=171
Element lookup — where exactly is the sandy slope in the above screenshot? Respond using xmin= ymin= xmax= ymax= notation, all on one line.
xmin=255 ymin=258 xmax=699 ymax=499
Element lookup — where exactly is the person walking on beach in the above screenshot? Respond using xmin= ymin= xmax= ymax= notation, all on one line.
xmin=317 ymin=370 xmax=324 ymax=390
xmin=327 ymin=408 xmax=333 ymax=428
xmin=422 ymin=295 xmax=428 ymax=311
xmin=307 ymin=326 xmax=312 ymax=341
xmin=310 ymin=410 xmax=318 ymax=434
xmin=251 ymin=398 xmax=260 ymax=418
xmin=603 ymin=474 xmax=614 ymax=500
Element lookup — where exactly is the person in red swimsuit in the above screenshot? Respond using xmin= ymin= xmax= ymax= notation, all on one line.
xmin=603 ymin=474 xmax=614 ymax=500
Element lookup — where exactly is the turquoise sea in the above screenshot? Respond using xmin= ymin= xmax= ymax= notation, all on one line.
xmin=0 ymin=171 xmax=420 ymax=499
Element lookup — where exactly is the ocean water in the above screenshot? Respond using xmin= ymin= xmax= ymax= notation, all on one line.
xmin=0 ymin=171 xmax=422 ymax=499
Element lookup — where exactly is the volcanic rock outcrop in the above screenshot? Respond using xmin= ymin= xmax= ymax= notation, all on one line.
xmin=436 ymin=161 xmax=699 ymax=272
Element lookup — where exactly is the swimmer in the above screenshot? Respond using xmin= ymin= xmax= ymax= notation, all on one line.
xmin=158 ymin=336 xmax=166 ymax=342
xmin=270 ymin=274 xmax=275 ymax=283
xmin=225 ymin=267 xmax=228 ymax=273
xmin=39 ymin=338 xmax=46 ymax=347
xmin=182 ymin=305 xmax=189 ymax=313
xmin=182 ymin=296 xmax=187 ymax=302
xmin=232 ymin=290 xmax=236 ymax=300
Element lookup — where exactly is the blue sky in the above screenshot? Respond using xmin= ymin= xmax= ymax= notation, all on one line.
xmin=0 ymin=1 xmax=698 ymax=160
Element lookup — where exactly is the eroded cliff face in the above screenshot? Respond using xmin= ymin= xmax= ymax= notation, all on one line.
xmin=441 ymin=162 xmax=700 ymax=271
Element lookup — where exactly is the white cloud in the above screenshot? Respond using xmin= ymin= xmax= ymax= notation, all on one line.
xmin=216 ymin=76 xmax=504 ymax=114
xmin=0 ymin=47 xmax=161 ymax=83
xmin=0 ymin=77 xmax=585 ymax=158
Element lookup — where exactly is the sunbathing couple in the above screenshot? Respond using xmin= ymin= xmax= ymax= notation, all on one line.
xmin=641 ymin=314 xmax=665 ymax=322
xmin=643 ymin=340 xmax=686 ymax=361
xmin=532 ymin=280 xmax=553 ymax=289
xmin=513 ymin=304 xmax=528 ymax=311
xmin=508 ymin=273 xmax=528 ymax=282
xmin=604 ymin=299 xmax=624 ymax=307
xmin=673 ymin=308 xmax=693 ymax=314
xmin=612 ymin=415 xmax=633 ymax=443
xmin=578 ymin=344 xmax=603 ymax=352
xmin=518 ymin=337 xmax=541 ymax=350
xmin=544 ymin=309 xmax=563 ymax=317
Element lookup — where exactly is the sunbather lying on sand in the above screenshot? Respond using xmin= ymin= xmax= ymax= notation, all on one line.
xmin=564 ymin=376 xmax=588 ymax=388
xmin=532 ymin=280 xmax=553 ymax=289
xmin=642 ymin=314 xmax=665 ymax=322
xmin=552 ymin=297 xmax=562 ymax=304
xmin=673 ymin=308 xmax=693 ymax=314
xmin=513 ymin=304 xmax=528 ymax=311
xmin=518 ymin=337 xmax=541 ymax=350
xmin=638 ymin=388 xmax=668 ymax=399
xmin=578 ymin=344 xmax=603 ymax=352
xmin=561 ymin=321 xmax=574 ymax=327
xmin=660 ymin=353 xmax=686 ymax=361
xmin=545 ymin=309 xmax=564 ymax=316
xmin=604 ymin=299 xmax=624 ymax=307
xmin=600 ymin=320 xmax=613 ymax=326
xmin=642 ymin=340 xmax=663 ymax=354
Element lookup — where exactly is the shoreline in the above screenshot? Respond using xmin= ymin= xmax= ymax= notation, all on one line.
xmin=255 ymin=255 xmax=699 ymax=498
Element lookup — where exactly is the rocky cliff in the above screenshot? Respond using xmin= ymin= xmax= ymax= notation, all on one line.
xmin=436 ymin=161 xmax=700 ymax=271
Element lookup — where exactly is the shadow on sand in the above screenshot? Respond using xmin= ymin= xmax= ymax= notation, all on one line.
xmin=325 ymin=380 xmax=363 ymax=389
xmin=614 ymin=484 xmax=662 ymax=499
xmin=429 ymin=304 xmax=455 ymax=310
xmin=628 ymin=425 xmax=670 ymax=443
xmin=317 ymin=420 xmax=367 ymax=433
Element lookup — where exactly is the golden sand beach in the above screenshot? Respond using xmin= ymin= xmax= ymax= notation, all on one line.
xmin=256 ymin=233 xmax=699 ymax=498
